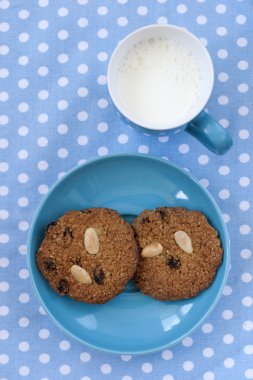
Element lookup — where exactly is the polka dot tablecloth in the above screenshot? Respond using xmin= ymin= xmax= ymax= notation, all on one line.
xmin=0 ymin=0 xmax=252 ymax=379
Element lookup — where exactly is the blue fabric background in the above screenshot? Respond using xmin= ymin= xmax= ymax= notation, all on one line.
xmin=0 ymin=0 xmax=252 ymax=379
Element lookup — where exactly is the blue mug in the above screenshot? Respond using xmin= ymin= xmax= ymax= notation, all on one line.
xmin=107 ymin=24 xmax=232 ymax=155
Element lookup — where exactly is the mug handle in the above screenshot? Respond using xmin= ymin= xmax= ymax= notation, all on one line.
xmin=185 ymin=111 xmax=233 ymax=155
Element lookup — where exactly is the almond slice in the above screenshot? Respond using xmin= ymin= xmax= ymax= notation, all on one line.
xmin=70 ymin=265 xmax=92 ymax=284
xmin=84 ymin=227 xmax=99 ymax=254
xmin=174 ymin=230 xmax=193 ymax=254
xmin=141 ymin=242 xmax=163 ymax=258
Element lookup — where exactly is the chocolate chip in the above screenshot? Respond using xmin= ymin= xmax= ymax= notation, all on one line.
xmin=141 ymin=217 xmax=150 ymax=224
xmin=46 ymin=221 xmax=57 ymax=231
xmin=80 ymin=209 xmax=91 ymax=214
xmin=43 ymin=258 xmax=56 ymax=272
xmin=157 ymin=208 xmax=167 ymax=220
xmin=63 ymin=226 xmax=73 ymax=238
xmin=93 ymin=267 xmax=105 ymax=285
xmin=167 ymin=255 xmax=181 ymax=269
xmin=57 ymin=279 xmax=69 ymax=294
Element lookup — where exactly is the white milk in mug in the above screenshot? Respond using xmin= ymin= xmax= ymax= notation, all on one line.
xmin=116 ymin=37 xmax=203 ymax=129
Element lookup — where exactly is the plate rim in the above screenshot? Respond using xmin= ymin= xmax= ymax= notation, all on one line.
xmin=27 ymin=153 xmax=230 ymax=354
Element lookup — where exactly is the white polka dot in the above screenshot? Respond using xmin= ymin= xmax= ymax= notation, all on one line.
xmin=245 ymin=369 xmax=253 ymax=379
xmin=239 ymin=129 xmax=250 ymax=139
xmin=0 ymin=162 xmax=9 ymax=172
xmin=120 ymin=355 xmax=132 ymax=362
xmin=38 ymin=42 xmax=49 ymax=53
xmin=137 ymin=6 xmax=148 ymax=15
xmin=198 ymin=154 xmax=209 ymax=165
xmin=18 ymin=197 xmax=29 ymax=207
xmin=222 ymin=309 xmax=233 ymax=320
xmin=77 ymin=64 xmax=88 ymax=74
xmin=241 ymin=249 xmax=251 ymax=259
xmin=223 ymin=334 xmax=234 ymax=344
xmin=37 ymin=161 xmax=48 ymax=171
xmin=242 ymin=296 xmax=253 ymax=307
xmin=236 ymin=14 xmax=246 ymax=24
xmin=77 ymin=0 xmax=88 ymax=4
xmin=38 ymin=0 xmax=49 ymax=7
xmin=239 ymin=201 xmax=250 ymax=211
xmin=0 ymin=210 xmax=9 ymax=219
xmin=0 ymin=22 xmax=10 ymax=32
xmin=77 ymin=17 xmax=88 ymax=27
xmin=19 ymin=293 xmax=30 ymax=303
xmin=0 ymin=330 xmax=9 ymax=340
xmin=0 ymin=233 xmax=9 ymax=243
xmin=97 ymin=52 xmax=108 ymax=62
xmin=117 ymin=0 xmax=128 ymax=3
xmin=238 ymin=83 xmax=249 ymax=93
xmin=57 ymin=148 xmax=68 ymax=158
xmin=80 ymin=352 xmax=91 ymax=363
xmin=183 ymin=361 xmax=194 ymax=371
xmin=19 ymin=267 xmax=29 ymax=278
xmin=162 ymin=376 xmax=174 ymax=380
xmin=162 ymin=350 xmax=173 ymax=360
xmin=239 ymin=153 xmax=250 ymax=163
xmin=57 ymin=100 xmax=68 ymax=110
xmin=202 ymin=347 xmax=214 ymax=358
xmin=37 ymin=137 xmax=48 ymax=147
xmin=18 ymin=79 xmax=29 ymax=89
xmin=0 ymin=281 xmax=9 ymax=291
xmin=158 ymin=136 xmax=169 ymax=143
xmin=0 ymin=0 xmax=9 ymax=10
xmin=100 ymin=364 xmax=112 ymax=374
xmin=19 ymin=341 xmax=29 ymax=352
xmin=0 ymin=185 xmax=9 ymax=196
xmin=224 ymin=358 xmax=235 ymax=368
xmin=216 ymin=26 xmax=227 ymax=36
xmin=202 ymin=323 xmax=213 ymax=333
xmin=78 ymin=41 xmax=88 ymax=51
xmin=0 ymin=45 xmax=9 ymax=55
xmin=217 ymin=49 xmax=228 ymax=59
xmin=0 ymin=138 xmax=8 ymax=148
xmin=216 ymin=4 xmax=226 ymax=13
xmin=18 ymin=317 xmax=29 ymax=327
xmin=122 ymin=377 xmax=132 ymax=380
xmin=203 ymin=372 xmax=215 ymax=380
xmin=218 ymin=72 xmax=229 ymax=82
xmin=97 ymin=75 xmax=107 ymax=85
xmin=117 ymin=17 xmax=128 ymax=26
xmin=244 ymin=345 xmax=253 ymax=355
xmin=238 ymin=60 xmax=248 ymax=70
xmin=239 ymin=177 xmax=250 ymax=187
xmin=218 ymin=165 xmax=230 ymax=175
xmin=19 ymin=9 xmax=30 ymax=19
xmin=38 ymin=66 xmax=49 ymax=76
xmin=59 ymin=365 xmax=71 ymax=375
xmin=18 ymin=102 xmax=29 ymax=113
xmin=182 ymin=337 xmax=193 ymax=347
xmin=97 ymin=28 xmax=108 ymax=38
xmin=18 ymin=245 xmax=27 ymax=255
xmin=177 ymin=4 xmax=187 ymax=13
xmin=243 ymin=320 xmax=253 ymax=331
xmin=237 ymin=37 xmax=248 ymax=47
xmin=58 ymin=53 xmax=69 ymax=63
xmin=77 ymin=87 xmax=88 ymax=97
xmin=0 ymin=92 xmax=9 ymax=102
xmin=141 ymin=363 xmax=153 ymax=373
xmin=39 ymin=353 xmax=50 ymax=363
xmin=178 ymin=144 xmax=189 ymax=153
xmin=240 ymin=224 xmax=251 ymax=235
xmin=138 ymin=145 xmax=149 ymax=154
xmin=97 ymin=122 xmax=108 ymax=132
xmin=97 ymin=146 xmax=108 ymax=156
xmin=77 ymin=135 xmax=88 ymax=146
xmin=57 ymin=124 xmax=68 ymax=135
xmin=218 ymin=95 xmax=229 ymax=105
xmin=38 ymin=113 xmax=48 ymax=123
xmin=241 ymin=272 xmax=252 ymax=283
xmin=97 ymin=98 xmax=108 ymax=108
xmin=58 ymin=29 xmax=68 ymax=40
xmin=19 ymin=32 xmax=30 ymax=43
xmin=77 ymin=111 xmax=88 ymax=121
xmin=196 ymin=15 xmax=207 ymax=24
xmin=219 ymin=118 xmax=229 ymax=128
xmin=38 ymin=20 xmax=49 ymax=30
xmin=18 ymin=149 xmax=29 ymax=159
xmin=58 ymin=7 xmax=68 ymax=16
xmin=117 ymin=134 xmax=129 ymax=144
xmin=18 ymin=55 xmax=29 ymax=65
xmin=39 ymin=329 xmax=50 ymax=339
xmin=157 ymin=16 xmax=168 ymax=24
xmin=18 ymin=173 xmax=29 ymax=183
xmin=219 ymin=189 xmax=230 ymax=200
xmin=57 ymin=77 xmax=69 ymax=87
xmin=19 ymin=365 xmax=30 ymax=376
xmin=0 ymin=258 xmax=9 ymax=267
xmin=97 ymin=6 xmax=108 ymax=15
xmin=0 ymin=354 xmax=9 ymax=364
xmin=37 ymin=90 xmax=49 ymax=100
xmin=238 ymin=106 xmax=249 ymax=116
xmin=59 ymin=340 xmax=70 ymax=351
xmin=223 ymin=285 xmax=232 ymax=296
xmin=0 ymin=115 xmax=8 ymax=125
xmin=38 ymin=184 xmax=48 ymax=195
xmin=0 ymin=68 xmax=9 ymax=79
xmin=80 ymin=377 xmax=91 ymax=380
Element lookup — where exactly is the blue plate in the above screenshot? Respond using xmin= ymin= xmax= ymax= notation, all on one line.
xmin=27 ymin=154 xmax=230 ymax=354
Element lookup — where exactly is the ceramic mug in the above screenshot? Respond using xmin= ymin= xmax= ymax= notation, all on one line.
xmin=107 ymin=24 xmax=233 ymax=155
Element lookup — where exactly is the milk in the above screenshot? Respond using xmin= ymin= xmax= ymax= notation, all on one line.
xmin=116 ymin=37 xmax=202 ymax=128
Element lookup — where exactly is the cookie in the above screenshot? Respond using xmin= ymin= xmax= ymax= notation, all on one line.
xmin=132 ymin=207 xmax=223 ymax=301
xmin=36 ymin=208 xmax=139 ymax=304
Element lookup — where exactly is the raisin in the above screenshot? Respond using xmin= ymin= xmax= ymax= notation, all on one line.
xmin=158 ymin=208 xmax=167 ymax=220
xmin=80 ymin=209 xmax=91 ymax=213
xmin=43 ymin=258 xmax=56 ymax=272
xmin=57 ymin=279 xmax=69 ymax=294
xmin=167 ymin=255 xmax=181 ymax=269
xmin=141 ymin=217 xmax=150 ymax=224
xmin=63 ymin=226 xmax=73 ymax=238
xmin=46 ymin=221 xmax=57 ymax=231
xmin=93 ymin=267 xmax=105 ymax=285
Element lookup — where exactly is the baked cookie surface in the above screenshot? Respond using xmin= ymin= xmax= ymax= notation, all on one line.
xmin=36 ymin=208 xmax=138 ymax=304
xmin=132 ymin=207 xmax=223 ymax=301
